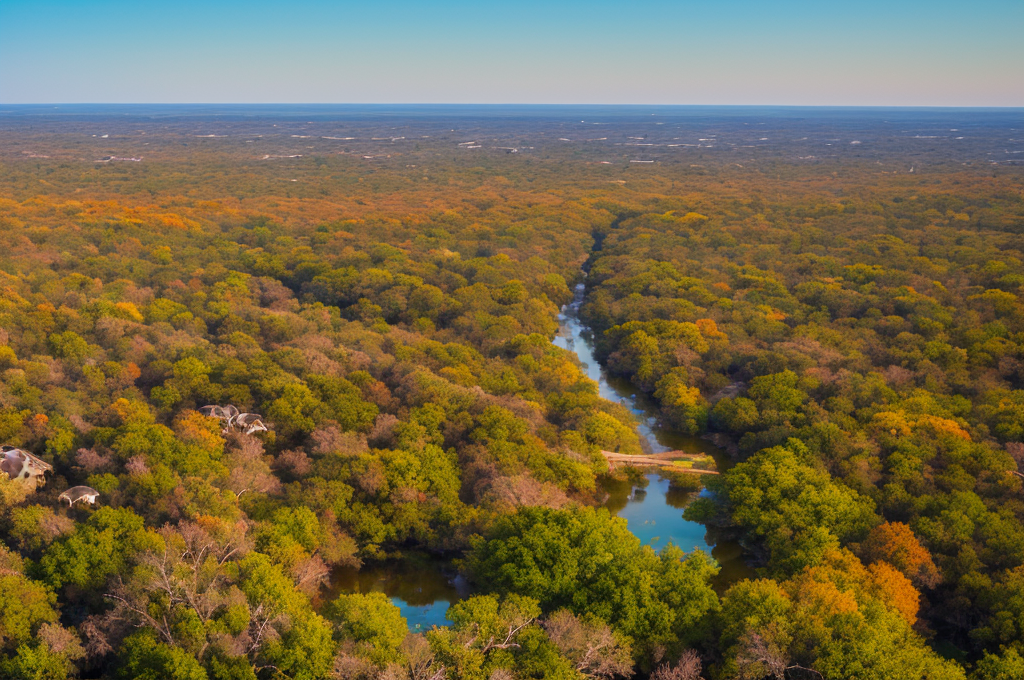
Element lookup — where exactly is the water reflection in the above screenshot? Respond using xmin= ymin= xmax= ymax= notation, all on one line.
xmin=604 ymin=474 xmax=706 ymax=552
xmin=324 ymin=558 xmax=470 ymax=632
xmin=601 ymin=472 xmax=754 ymax=590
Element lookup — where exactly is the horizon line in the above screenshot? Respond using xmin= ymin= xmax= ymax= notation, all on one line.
xmin=2 ymin=102 xmax=1024 ymax=110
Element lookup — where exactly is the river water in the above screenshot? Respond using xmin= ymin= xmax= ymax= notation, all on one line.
xmin=329 ymin=283 xmax=752 ymax=629
xmin=325 ymin=558 xmax=473 ymax=634
xmin=553 ymin=284 xmax=753 ymax=587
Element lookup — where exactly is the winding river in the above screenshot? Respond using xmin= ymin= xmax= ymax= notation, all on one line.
xmin=330 ymin=283 xmax=753 ymax=629
xmin=553 ymin=284 xmax=754 ymax=588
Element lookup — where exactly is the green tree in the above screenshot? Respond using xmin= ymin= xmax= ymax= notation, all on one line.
xmin=973 ymin=649 xmax=1024 ymax=680
xmin=720 ymin=441 xmax=878 ymax=574
xmin=323 ymin=592 xmax=409 ymax=666
xmin=467 ymin=505 xmax=719 ymax=655
xmin=654 ymin=368 xmax=708 ymax=435
xmin=37 ymin=506 xmax=162 ymax=591
xmin=117 ymin=631 xmax=209 ymax=680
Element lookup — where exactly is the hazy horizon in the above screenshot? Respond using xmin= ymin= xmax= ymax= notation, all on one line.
xmin=3 ymin=103 xmax=1021 ymax=111
xmin=2 ymin=0 xmax=1022 ymax=107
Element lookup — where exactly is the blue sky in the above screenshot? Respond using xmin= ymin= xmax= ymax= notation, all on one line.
xmin=1 ymin=0 xmax=1021 ymax=105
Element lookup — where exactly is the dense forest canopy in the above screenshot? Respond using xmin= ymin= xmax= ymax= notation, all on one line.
xmin=0 ymin=105 xmax=1023 ymax=680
